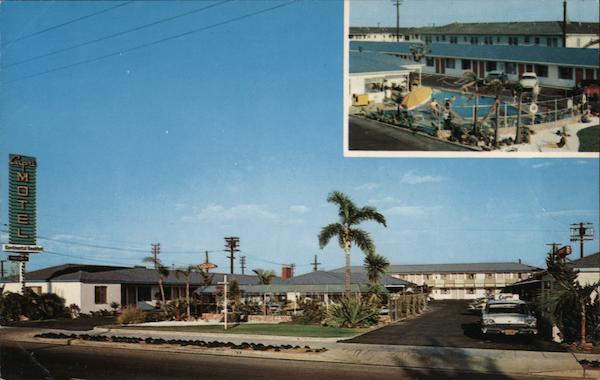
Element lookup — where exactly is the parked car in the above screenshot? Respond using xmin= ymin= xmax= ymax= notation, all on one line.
xmin=484 ymin=70 xmax=507 ymax=85
xmin=519 ymin=72 xmax=539 ymax=90
xmin=481 ymin=299 xmax=537 ymax=336
xmin=467 ymin=297 xmax=489 ymax=314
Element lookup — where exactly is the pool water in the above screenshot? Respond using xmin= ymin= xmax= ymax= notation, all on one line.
xmin=431 ymin=90 xmax=518 ymax=119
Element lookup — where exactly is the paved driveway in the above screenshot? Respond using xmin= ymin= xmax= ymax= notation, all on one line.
xmin=343 ymin=300 xmax=565 ymax=352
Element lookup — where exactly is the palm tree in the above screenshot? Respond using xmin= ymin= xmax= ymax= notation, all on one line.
xmin=253 ymin=269 xmax=276 ymax=315
xmin=175 ymin=265 xmax=199 ymax=321
xmin=364 ymin=252 xmax=390 ymax=304
xmin=143 ymin=256 xmax=170 ymax=310
xmin=506 ymin=82 xmax=525 ymax=144
xmin=485 ymin=79 xmax=506 ymax=147
xmin=318 ymin=191 xmax=387 ymax=297
xmin=460 ymin=70 xmax=483 ymax=136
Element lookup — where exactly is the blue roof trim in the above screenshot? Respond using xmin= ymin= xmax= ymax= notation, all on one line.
xmin=349 ymin=51 xmax=413 ymax=74
xmin=350 ymin=41 xmax=599 ymax=67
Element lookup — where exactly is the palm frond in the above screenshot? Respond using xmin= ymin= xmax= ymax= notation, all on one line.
xmin=318 ymin=223 xmax=344 ymax=249
xmin=348 ymin=228 xmax=375 ymax=254
xmin=351 ymin=206 xmax=387 ymax=227
xmin=364 ymin=252 xmax=390 ymax=283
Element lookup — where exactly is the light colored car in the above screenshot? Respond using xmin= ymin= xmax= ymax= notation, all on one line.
xmin=467 ymin=297 xmax=489 ymax=313
xmin=481 ymin=300 xmax=537 ymax=336
xmin=519 ymin=72 xmax=539 ymax=90
xmin=484 ymin=70 xmax=507 ymax=85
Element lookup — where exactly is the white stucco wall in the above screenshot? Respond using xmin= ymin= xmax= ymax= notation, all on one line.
xmin=2 ymin=281 xmax=82 ymax=308
xmin=80 ymin=283 xmax=121 ymax=313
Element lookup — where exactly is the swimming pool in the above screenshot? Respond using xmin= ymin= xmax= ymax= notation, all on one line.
xmin=431 ymin=90 xmax=518 ymax=119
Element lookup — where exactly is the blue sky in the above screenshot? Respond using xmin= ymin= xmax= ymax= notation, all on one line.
xmin=0 ymin=1 xmax=598 ymax=275
xmin=351 ymin=0 xmax=600 ymax=26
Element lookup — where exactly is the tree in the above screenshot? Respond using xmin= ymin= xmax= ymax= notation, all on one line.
xmin=318 ymin=191 xmax=387 ymax=297
xmin=229 ymin=280 xmax=241 ymax=313
xmin=253 ymin=269 xmax=276 ymax=316
xmin=175 ymin=265 xmax=199 ymax=321
xmin=485 ymin=79 xmax=506 ymax=147
xmin=364 ymin=252 xmax=390 ymax=304
xmin=143 ymin=256 xmax=170 ymax=311
xmin=460 ymin=70 xmax=483 ymax=137
xmin=541 ymin=252 xmax=600 ymax=347
xmin=506 ymin=82 xmax=525 ymax=144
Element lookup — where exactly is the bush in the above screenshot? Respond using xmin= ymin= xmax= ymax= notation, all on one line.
xmin=117 ymin=306 xmax=146 ymax=325
xmin=0 ymin=293 xmax=28 ymax=323
xmin=164 ymin=299 xmax=187 ymax=321
xmin=322 ymin=295 xmax=380 ymax=328
xmin=68 ymin=304 xmax=81 ymax=319
xmin=293 ymin=299 xmax=325 ymax=324
xmin=0 ymin=291 xmax=67 ymax=323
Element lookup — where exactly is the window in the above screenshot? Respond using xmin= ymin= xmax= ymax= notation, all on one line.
xmin=517 ymin=272 xmax=523 ymax=280
xmin=445 ymin=58 xmax=456 ymax=69
xmin=435 ymin=36 xmax=439 ymax=42
xmin=535 ymin=64 xmax=548 ymax=78
xmin=404 ymin=35 xmax=409 ymax=41
xmin=463 ymin=36 xmax=467 ymax=42
xmin=509 ymin=36 xmax=519 ymax=46
xmin=466 ymin=289 xmax=475 ymax=294
xmin=486 ymin=61 xmax=497 ymax=71
xmin=441 ymin=288 xmax=450 ymax=294
xmin=505 ymin=62 xmax=516 ymax=75
xmin=485 ymin=273 xmax=494 ymax=279
xmin=496 ymin=36 xmax=501 ymax=43
xmin=441 ymin=35 xmax=446 ymax=41
xmin=558 ymin=66 xmax=573 ymax=80
xmin=426 ymin=57 xmax=434 ymax=67
xmin=95 ymin=286 xmax=107 ymax=304
xmin=524 ymin=35 xmax=530 ymax=44
xmin=28 ymin=286 xmax=42 ymax=295
xmin=467 ymin=273 xmax=475 ymax=280
xmin=137 ymin=286 xmax=151 ymax=301
xmin=462 ymin=60 xmax=471 ymax=70
xmin=535 ymin=37 xmax=540 ymax=45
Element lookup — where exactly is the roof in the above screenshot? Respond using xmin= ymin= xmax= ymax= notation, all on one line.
xmin=4 ymin=263 xmax=271 ymax=286
xmin=197 ymin=270 xmax=414 ymax=294
xmin=350 ymin=41 xmax=599 ymax=67
xmin=568 ymin=252 xmax=600 ymax=269
xmin=349 ymin=50 xmax=413 ymax=74
xmin=350 ymin=22 xmax=599 ymax=36
xmin=334 ymin=262 xmax=541 ymax=274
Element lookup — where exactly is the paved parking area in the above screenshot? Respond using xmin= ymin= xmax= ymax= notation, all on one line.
xmin=343 ymin=300 xmax=566 ymax=352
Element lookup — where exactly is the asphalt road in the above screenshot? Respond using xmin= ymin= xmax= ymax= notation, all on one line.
xmin=348 ymin=116 xmax=473 ymax=151
xmin=344 ymin=300 xmax=565 ymax=352
xmin=0 ymin=340 xmax=550 ymax=380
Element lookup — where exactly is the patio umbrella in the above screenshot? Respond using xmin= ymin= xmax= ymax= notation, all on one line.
xmin=401 ymin=86 xmax=433 ymax=111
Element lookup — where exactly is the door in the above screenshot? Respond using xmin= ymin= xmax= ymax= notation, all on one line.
xmin=435 ymin=58 xmax=441 ymax=74
xmin=440 ymin=58 xmax=445 ymax=74
xmin=526 ymin=64 xmax=533 ymax=72
xmin=576 ymin=68 xmax=584 ymax=84
xmin=518 ymin=64 xmax=525 ymax=76
xmin=479 ymin=61 xmax=485 ymax=77
xmin=585 ymin=68 xmax=594 ymax=80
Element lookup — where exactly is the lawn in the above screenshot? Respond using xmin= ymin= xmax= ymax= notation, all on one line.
xmin=118 ymin=323 xmax=370 ymax=338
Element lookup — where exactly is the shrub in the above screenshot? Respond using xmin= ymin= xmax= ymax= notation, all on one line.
xmin=164 ymin=299 xmax=187 ymax=321
xmin=68 ymin=304 xmax=81 ymax=319
xmin=293 ymin=299 xmax=325 ymax=324
xmin=0 ymin=292 xmax=28 ymax=323
xmin=110 ymin=302 xmax=120 ymax=314
xmin=117 ymin=306 xmax=146 ymax=325
xmin=322 ymin=295 xmax=380 ymax=328
xmin=29 ymin=293 xmax=68 ymax=320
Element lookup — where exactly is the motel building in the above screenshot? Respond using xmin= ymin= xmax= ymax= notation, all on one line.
xmin=350 ymin=41 xmax=598 ymax=90
xmin=349 ymin=50 xmax=424 ymax=105
xmin=349 ymin=21 xmax=599 ymax=49
xmin=336 ymin=261 xmax=542 ymax=300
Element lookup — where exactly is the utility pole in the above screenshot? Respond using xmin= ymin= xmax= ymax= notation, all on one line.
xmin=224 ymin=237 xmax=240 ymax=274
xmin=151 ymin=243 xmax=161 ymax=268
xmin=240 ymin=255 xmax=246 ymax=275
xmin=312 ymin=255 xmax=321 ymax=272
xmin=393 ymin=0 xmax=402 ymax=42
xmin=562 ymin=0 xmax=567 ymax=47
xmin=570 ymin=222 xmax=594 ymax=259
xmin=290 ymin=263 xmax=295 ymax=278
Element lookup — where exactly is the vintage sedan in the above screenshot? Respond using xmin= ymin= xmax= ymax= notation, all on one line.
xmin=481 ymin=299 xmax=537 ymax=336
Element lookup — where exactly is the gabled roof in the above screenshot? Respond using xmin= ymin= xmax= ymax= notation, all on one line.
xmin=568 ymin=252 xmax=600 ymax=269
xmin=349 ymin=50 xmax=414 ymax=74
xmin=334 ymin=262 xmax=541 ymax=274
xmin=4 ymin=263 xmax=270 ymax=286
xmin=350 ymin=41 xmax=599 ymax=67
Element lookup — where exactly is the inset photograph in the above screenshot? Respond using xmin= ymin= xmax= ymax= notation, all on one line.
xmin=346 ymin=0 xmax=599 ymax=155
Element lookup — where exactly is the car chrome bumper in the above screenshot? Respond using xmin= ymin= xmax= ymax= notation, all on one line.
xmin=481 ymin=326 xmax=537 ymax=335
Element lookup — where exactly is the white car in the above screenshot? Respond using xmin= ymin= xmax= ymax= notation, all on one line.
xmin=519 ymin=72 xmax=539 ymax=90
xmin=481 ymin=300 xmax=537 ymax=336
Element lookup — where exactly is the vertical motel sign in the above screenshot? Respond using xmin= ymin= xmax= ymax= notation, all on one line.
xmin=2 ymin=154 xmax=43 ymax=253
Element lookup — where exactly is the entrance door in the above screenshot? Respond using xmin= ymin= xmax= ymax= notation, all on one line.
xmin=576 ymin=68 xmax=584 ymax=84
xmin=435 ymin=59 xmax=441 ymax=74
xmin=526 ymin=64 xmax=533 ymax=72
xmin=479 ymin=61 xmax=485 ymax=77
xmin=585 ymin=68 xmax=594 ymax=80
xmin=518 ymin=64 xmax=525 ymax=76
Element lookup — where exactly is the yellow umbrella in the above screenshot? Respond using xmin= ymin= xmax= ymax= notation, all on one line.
xmin=401 ymin=86 xmax=433 ymax=111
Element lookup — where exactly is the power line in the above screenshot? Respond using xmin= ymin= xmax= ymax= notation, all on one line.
xmin=6 ymin=0 xmax=298 ymax=84
xmin=3 ymin=1 xmax=135 ymax=47
xmin=4 ymin=0 xmax=232 ymax=68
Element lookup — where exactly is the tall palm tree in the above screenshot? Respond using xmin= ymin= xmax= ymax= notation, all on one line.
xmin=175 ymin=265 xmax=199 ymax=321
xmin=485 ymin=79 xmax=506 ymax=147
xmin=460 ymin=70 xmax=483 ymax=136
xmin=143 ymin=256 xmax=170 ymax=310
xmin=253 ymin=269 xmax=276 ymax=315
xmin=318 ymin=191 xmax=387 ymax=297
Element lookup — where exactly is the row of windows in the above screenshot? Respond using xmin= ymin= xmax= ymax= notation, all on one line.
xmin=402 ymin=273 xmax=523 ymax=280
xmin=420 ymin=35 xmax=561 ymax=46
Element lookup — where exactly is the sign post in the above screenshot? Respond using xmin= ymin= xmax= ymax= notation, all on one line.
xmin=218 ymin=275 xmax=229 ymax=330
xmin=3 ymin=154 xmax=43 ymax=294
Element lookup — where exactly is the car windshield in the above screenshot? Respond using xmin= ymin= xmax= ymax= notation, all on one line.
xmin=521 ymin=75 xmax=535 ymax=80
xmin=486 ymin=303 xmax=529 ymax=314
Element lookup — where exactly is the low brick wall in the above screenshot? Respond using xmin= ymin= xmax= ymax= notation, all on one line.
xmin=201 ymin=313 xmax=223 ymax=322
xmin=247 ymin=315 xmax=292 ymax=324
